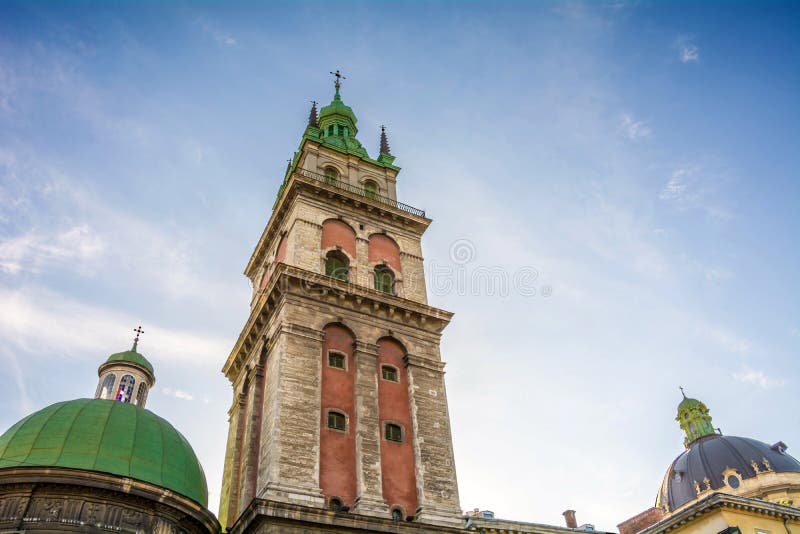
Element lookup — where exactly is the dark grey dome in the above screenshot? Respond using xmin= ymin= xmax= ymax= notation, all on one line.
xmin=658 ymin=434 xmax=800 ymax=511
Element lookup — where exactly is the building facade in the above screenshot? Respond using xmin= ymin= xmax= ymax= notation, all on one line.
xmin=0 ymin=335 xmax=219 ymax=533
xmin=619 ymin=393 xmax=800 ymax=534
xmin=217 ymin=79 xmax=463 ymax=532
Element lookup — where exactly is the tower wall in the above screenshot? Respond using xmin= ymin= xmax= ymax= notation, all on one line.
xmin=221 ymin=94 xmax=461 ymax=531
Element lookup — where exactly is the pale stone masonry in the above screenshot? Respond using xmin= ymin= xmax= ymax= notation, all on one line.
xmin=218 ymin=105 xmax=462 ymax=531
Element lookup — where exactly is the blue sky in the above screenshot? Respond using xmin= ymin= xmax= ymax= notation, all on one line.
xmin=1 ymin=1 xmax=798 ymax=530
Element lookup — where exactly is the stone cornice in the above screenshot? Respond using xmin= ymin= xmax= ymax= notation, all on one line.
xmin=400 ymin=250 xmax=425 ymax=262
xmin=405 ymin=353 xmax=446 ymax=373
xmin=641 ymin=492 xmax=800 ymax=534
xmin=222 ymin=264 xmax=453 ymax=380
xmin=231 ymin=498 xmax=465 ymax=534
xmin=244 ymin=168 xmax=430 ymax=278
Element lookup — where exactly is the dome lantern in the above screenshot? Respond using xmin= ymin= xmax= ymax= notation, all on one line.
xmin=676 ymin=387 xmax=716 ymax=447
xmin=318 ymin=70 xmax=358 ymax=140
xmin=95 ymin=326 xmax=155 ymax=407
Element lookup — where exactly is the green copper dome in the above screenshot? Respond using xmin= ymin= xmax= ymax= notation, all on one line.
xmin=0 ymin=398 xmax=208 ymax=506
xmin=677 ymin=395 xmax=702 ymax=410
xmin=318 ymin=86 xmax=358 ymax=129
xmin=105 ymin=347 xmax=154 ymax=378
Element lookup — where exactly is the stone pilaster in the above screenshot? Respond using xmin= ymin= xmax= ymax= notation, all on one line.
xmin=352 ymin=341 xmax=389 ymax=515
xmin=406 ymin=354 xmax=462 ymax=527
xmin=257 ymin=322 xmax=325 ymax=507
xmin=241 ymin=354 xmax=266 ymax=508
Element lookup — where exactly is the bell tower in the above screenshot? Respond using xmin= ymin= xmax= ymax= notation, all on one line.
xmin=218 ymin=76 xmax=461 ymax=531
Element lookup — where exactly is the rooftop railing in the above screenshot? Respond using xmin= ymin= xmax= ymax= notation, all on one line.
xmin=293 ymin=167 xmax=426 ymax=218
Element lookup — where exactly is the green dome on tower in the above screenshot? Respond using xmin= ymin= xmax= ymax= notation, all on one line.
xmin=677 ymin=395 xmax=702 ymax=411
xmin=0 ymin=398 xmax=208 ymax=506
xmin=318 ymin=86 xmax=358 ymax=130
xmin=104 ymin=347 xmax=154 ymax=377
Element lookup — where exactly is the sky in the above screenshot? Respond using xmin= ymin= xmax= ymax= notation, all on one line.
xmin=0 ymin=1 xmax=799 ymax=531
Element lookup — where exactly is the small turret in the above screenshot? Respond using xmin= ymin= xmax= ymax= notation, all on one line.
xmin=676 ymin=387 xmax=717 ymax=447
xmin=95 ymin=326 xmax=155 ymax=407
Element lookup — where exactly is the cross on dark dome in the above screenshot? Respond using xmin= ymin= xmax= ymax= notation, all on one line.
xmin=133 ymin=326 xmax=144 ymax=350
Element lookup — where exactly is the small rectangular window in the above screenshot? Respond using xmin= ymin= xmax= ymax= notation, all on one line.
xmin=328 ymin=352 xmax=346 ymax=369
xmin=327 ymin=411 xmax=346 ymax=431
xmin=381 ymin=365 xmax=398 ymax=382
xmin=385 ymin=423 xmax=402 ymax=442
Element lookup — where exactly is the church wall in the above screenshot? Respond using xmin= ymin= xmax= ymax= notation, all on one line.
xmin=319 ymin=324 xmax=357 ymax=508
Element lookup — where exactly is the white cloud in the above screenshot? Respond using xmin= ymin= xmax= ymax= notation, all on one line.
xmin=707 ymin=327 xmax=750 ymax=354
xmin=0 ymin=224 xmax=105 ymax=275
xmin=680 ymin=44 xmax=699 ymax=63
xmin=675 ymin=36 xmax=700 ymax=63
xmin=194 ymin=17 xmax=238 ymax=48
xmin=620 ymin=114 xmax=652 ymax=140
xmin=162 ymin=387 xmax=194 ymax=401
xmin=704 ymin=268 xmax=733 ymax=282
xmin=659 ymin=167 xmax=732 ymax=220
xmin=0 ymin=152 xmax=246 ymax=307
xmin=733 ymin=366 xmax=785 ymax=389
xmin=659 ymin=168 xmax=692 ymax=201
xmin=0 ymin=286 xmax=231 ymax=366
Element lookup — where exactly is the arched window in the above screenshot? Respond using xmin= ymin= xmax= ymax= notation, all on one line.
xmin=363 ymin=180 xmax=377 ymax=199
xmin=385 ymin=423 xmax=403 ymax=442
xmin=327 ymin=411 xmax=346 ymax=431
xmin=99 ymin=373 xmax=116 ymax=400
xmin=116 ymin=374 xmax=135 ymax=403
xmin=324 ymin=167 xmax=339 ymax=185
xmin=391 ymin=508 xmax=403 ymax=521
xmin=374 ymin=265 xmax=395 ymax=294
xmin=135 ymin=382 xmax=148 ymax=406
xmin=329 ymin=497 xmax=343 ymax=512
xmin=325 ymin=250 xmax=349 ymax=281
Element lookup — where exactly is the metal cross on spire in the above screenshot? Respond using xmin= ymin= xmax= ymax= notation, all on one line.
xmin=330 ymin=70 xmax=346 ymax=90
xmin=133 ymin=326 xmax=144 ymax=351
xmin=679 ymin=386 xmax=686 ymax=399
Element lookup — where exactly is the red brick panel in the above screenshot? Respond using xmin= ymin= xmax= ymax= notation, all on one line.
xmin=322 ymin=219 xmax=357 ymax=259
xmin=377 ymin=338 xmax=417 ymax=517
xmin=368 ymin=234 xmax=402 ymax=274
xmin=319 ymin=324 xmax=357 ymax=507
xmin=261 ymin=235 xmax=287 ymax=290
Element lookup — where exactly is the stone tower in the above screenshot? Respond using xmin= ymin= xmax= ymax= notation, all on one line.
xmin=218 ymin=79 xmax=462 ymax=532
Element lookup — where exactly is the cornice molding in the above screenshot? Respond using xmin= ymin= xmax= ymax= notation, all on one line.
xmin=642 ymin=492 xmax=800 ymax=534
xmin=223 ymin=264 xmax=452 ymax=380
